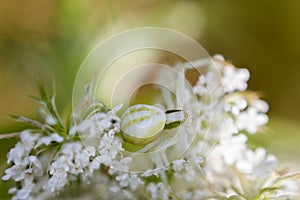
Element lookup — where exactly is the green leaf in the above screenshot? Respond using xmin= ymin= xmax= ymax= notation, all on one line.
xmin=10 ymin=115 xmax=44 ymax=128
xmin=38 ymin=82 xmax=49 ymax=102
xmin=10 ymin=115 xmax=56 ymax=134
xmin=35 ymin=82 xmax=65 ymax=132
xmin=25 ymin=94 xmax=42 ymax=103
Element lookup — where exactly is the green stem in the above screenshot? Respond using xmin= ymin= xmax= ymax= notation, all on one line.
xmin=0 ymin=132 xmax=20 ymax=139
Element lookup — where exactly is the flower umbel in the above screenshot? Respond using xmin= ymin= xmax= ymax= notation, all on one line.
xmin=1 ymin=55 xmax=300 ymax=200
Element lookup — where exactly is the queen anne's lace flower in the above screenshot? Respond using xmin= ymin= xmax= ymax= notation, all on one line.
xmin=236 ymin=147 xmax=278 ymax=179
xmin=216 ymin=134 xmax=248 ymax=165
xmin=35 ymin=133 xmax=63 ymax=147
xmin=193 ymin=72 xmax=216 ymax=96
xmin=1 ymin=55 xmax=299 ymax=199
xmin=225 ymin=94 xmax=248 ymax=116
xmin=172 ymin=159 xmax=186 ymax=172
xmin=115 ymin=173 xmax=144 ymax=191
xmin=147 ymin=182 xmax=169 ymax=200
xmin=236 ymin=106 xmax=269 ymax=134
xmin=222 ymin=64 xmax=250 ymax=93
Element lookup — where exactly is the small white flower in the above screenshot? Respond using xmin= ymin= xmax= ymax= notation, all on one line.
xmin=3 ymin=155 xmax=43 ymax=182
xmin=90 ymin=113 xmax=114 ymax=132
xmin=46 ymin=170 xmax=68 ymax=192
xmin=236 ymin=107 xmax=269 ymax=134
xmin=213 ymin=54 xmax=226 ymax=62
xmin=35 ymin=133 xmax=64 ymax=147
xmin=16 ymin=188 xmax=31 ymax=200
xmin=128 ymin=174 xmax=144 ymax=191
xmin=70 ymin=103 xmax=121 ymax=137
xmin=214 ymin=134 xmax=248 ymax=165
xmin=109 ymin=157 xmax=132 ymax=174
xmin=45 ymin=116 xmax=57 ymax=125
xmin=8 ymin=187 xmax=17 ymax=194
xmin=116 ymin=173 xmax=144 ymax=191
xmin=49 ymin=155 xmax=70 ymax=175
xmin=236 ymin=148 xmax=278 ymax=179
xmin=109 ymin=184 xmax=135 ymax=199
xmin=2 ymin=165 xmax=27 ymax=181
xmin=28 ymin=156 xmax=43 ymax=176
xmin=225 ymin=94 xmax=248 ymax=115
xmin=193 ymin=72 xmax=216 ymax=96
xmin=172 ymin=159 xmax=186 ymax=172
xmin=7 ymin=143 xmax=25 ymax=165
xmin=62 ymin=142 xmax=81 ymax=156
xmin=221 ymin=118 xmax=239 ymax=137
xmin=252 ymin=99 xmax=269 ymax=113
xmin=15 ymin=177 xmax=35 ymax=200
xmin=98 ymin=132 xmax=123 ymax=162
xmin=90 ymin=158 xmax=101 ymax=170
xmin=20 ymin=131 xmax=40 ymax=150
xmin=50 ymin=133 xmax=64 ymax=142
xmin=63 ymin=143 xmax=90 ymax=174
xmin=73 ymin=149 xmax=90 ymax=173
xmin=116 ymin=173 xmax=129 ymax=187
xmin=46 ymin=142 xmax=95 ymax=192
xmin=222 ymin=65 xmax=250 ymax=93
xmin=147 ymin=182 xmax=169 ymax=200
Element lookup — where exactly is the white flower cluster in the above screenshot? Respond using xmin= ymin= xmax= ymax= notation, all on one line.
xmin=2 ymin=131 xmax=64 ymax=199
xmin=2 ymin=55 xmax=300 ymax=200
xmin=2 ymin=98 xmax=137 ymax=199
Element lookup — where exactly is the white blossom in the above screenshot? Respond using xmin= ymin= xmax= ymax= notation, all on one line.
xmin=115 ymin=173 xmax=144 ymax=191
xmin=213 ymin=54 xmax=226 ymax=63
xmin=7 ymin=143 xmax=25 ymax=165
xmin=222 ymin=65 xmax=250 ymax=93
xmin=46 ymin=170 xmax=68 ymax=192
xmin=252 ymin=99 xmax=269 ymax=113
xmin=35 ymin=133 xmax=64 ymax=147
xmin=45 ymin=142 xmax=93 ymax=192
xmin=225 ymin=94 xmax=248 ymax=115
xmin=193 ymin=72 xmax=217 ymax=96
xmin=2 ymin=164 xmax=28 ymax=182
xmin=172 ymin=159 xmax=186 ymax=172
xmin=2 ymin=55 xmax=299 ymax=199
xmin=109 ymin=157 xmax=132 ymax=174
xmin=214 ymin=134 xmax=248 ymax=165
xmin=98 ymin=131 xmax=123 ymax=165
xmin=236 ymin=148 xmax=278 ymax=179
xmin=15 ymin=177 xmax=35 ymax=200
xmin=45 ymin=116 xmax=57 ymax=126
xmin=147 ymin=182 xmax=169 ymax=200
xmin=221 ymin=118 xmax=239 ymax=137
xmin=236 ymin=107 xmax=269 ymax=134
xmin=69 ymin=103 xmax=121 ymax=137
xmin=3 ymin=155 xmax=43 ymax=182
xmin=109 ymin=185 xmax=135 ymax=200
xmin=20 ymin=131 xmax=40 ymax=151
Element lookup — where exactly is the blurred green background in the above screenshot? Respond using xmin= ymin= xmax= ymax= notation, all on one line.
xmin=0 ymin=0 xmax=299 ymax=197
